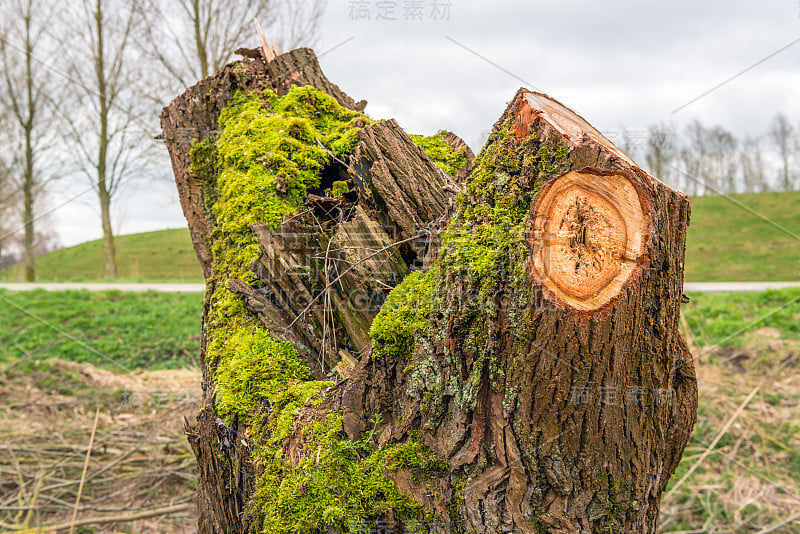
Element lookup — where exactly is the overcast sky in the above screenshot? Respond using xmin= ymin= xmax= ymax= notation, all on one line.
xmin=52 ymin=0 xmax=800 ymax=247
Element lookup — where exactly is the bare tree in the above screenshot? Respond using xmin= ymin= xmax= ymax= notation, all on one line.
xmin=142 ymin=0 xmax=326 ymax=91
xmin=0 ymin=0 xmax=62 ymax=281
xmin=63 ymin=0 xmax=152 ymax=278
xmin=739 ymin=136 xmax=767 ymax=193
xmin=770 ymin=113 xmax=795 ymax=191
xmin=705 ymin=125 xmax=738 ymax=194
xmin=678 ymin=121 xmax=739 ymax=195
xmin=645 ymin=122 xmax=677 ymax=189
xmin=680 ymin=120 xmax=709 ymax=196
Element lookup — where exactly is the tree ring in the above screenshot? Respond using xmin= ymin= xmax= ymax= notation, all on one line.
xmin=529 ymin=169 xmax=650 ymax=312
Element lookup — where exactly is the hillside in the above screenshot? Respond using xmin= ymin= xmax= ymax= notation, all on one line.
xmin=1 ymin=192 xmax=798 ymax=283
xmin=1 ymin=228 xmax=203 ymax=282
xmin=685 ymin=190 xmax=800 ymax=282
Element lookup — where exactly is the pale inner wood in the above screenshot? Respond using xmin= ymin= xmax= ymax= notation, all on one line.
xmin=530 ymin=170 xmax=648 ymax=311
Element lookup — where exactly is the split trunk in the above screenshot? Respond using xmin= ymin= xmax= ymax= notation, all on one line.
xmin=161 ymin=48 xmax=696 ymax=533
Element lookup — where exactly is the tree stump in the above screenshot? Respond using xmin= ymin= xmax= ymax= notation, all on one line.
xmin=162 ymin=48 xmax=696 ymax=534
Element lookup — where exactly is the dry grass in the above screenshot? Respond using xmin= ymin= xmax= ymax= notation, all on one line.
xmin=660 ymin=328 xmax=800 ymax=533
xmin=0 ymin=360 xmax=200 ymax=533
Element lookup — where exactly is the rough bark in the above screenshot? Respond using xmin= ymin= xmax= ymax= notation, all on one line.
xmin=163 ymin=48 xmax=695 ymax=534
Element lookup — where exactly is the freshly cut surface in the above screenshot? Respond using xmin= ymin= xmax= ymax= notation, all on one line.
xmin=530 ymin=169 xmax=650 ymax=311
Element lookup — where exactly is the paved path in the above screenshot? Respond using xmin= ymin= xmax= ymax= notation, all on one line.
xmin=0 ymin=283 xmax=205 ymax=293
xmin=1 ymin=282 xmax=799 ymax=294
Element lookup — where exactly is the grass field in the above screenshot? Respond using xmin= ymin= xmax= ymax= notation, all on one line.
xmin=0 ymin=287 xmax=796 ymax=373
xmin=0 ymin=289 xmax=202 ymax=370
xmin=683 ymin=288 xmax=800 ymax=349
xmin=0 ymin=228 xmax=204 ymax=282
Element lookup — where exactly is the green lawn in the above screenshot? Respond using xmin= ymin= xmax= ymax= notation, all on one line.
xmin=683 ymin=288 xmax=800 ymax=349
xmin=0 ymin=228 xmax=203 ymax=282
xmin=0 ymin=287 xmax=796 ymax=372
xmin=685 ymin=190 xmax=800 ymax=282
xmin=0 ymin=289 xmax=202 ymax=370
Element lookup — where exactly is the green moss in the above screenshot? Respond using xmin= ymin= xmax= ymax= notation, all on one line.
xmin=248 ymin=409 xmax=449 ymax=533
xmin=189 ymin=137 xmax=216 ymax=182
xmin=251 ymin=411 xmax=423 ymax=534
xmin=410 ymin=130 xmax=468 ymax=176
xmin=437 ymin=121 xmax=569 ymax=295
xmin=198 ymin=85 xmax=372 ymax=385
xmin=215 ymin=329 xmax=317 ymax=418
xmin=444 ymin=475 xmax=468 ymax=534
xmin=369 ymin=270 xmax=435 ymax=361
xmin=385 ymin=432 xmax=449 ymax=484
xmin=190 ymin=136 xmax=221 ymax=225
xmin=329 ymin=180 xmax=349 ymax=197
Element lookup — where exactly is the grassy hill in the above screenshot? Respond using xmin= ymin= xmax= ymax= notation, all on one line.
xmin=1 ymin=191 xmax=798 ymax=283
xmin=1 ymin=228 xmax=203 ymax=282
xmin=685 ymin=190 xmax=800 ymax=282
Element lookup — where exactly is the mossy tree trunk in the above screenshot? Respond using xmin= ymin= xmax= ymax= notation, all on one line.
xmin=162 ymin=49 xmax=695 ymax=534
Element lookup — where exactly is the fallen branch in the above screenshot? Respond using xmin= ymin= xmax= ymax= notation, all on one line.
xmin=37 ymin=502 xmax=194 ymax=532
xmin=755 ymin=510 xmax=800 ymax=534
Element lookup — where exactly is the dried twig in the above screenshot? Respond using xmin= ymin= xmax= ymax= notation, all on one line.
xmin=253 ymin=18 xmax=279 ymax=63
xmin=755 ymin=510 xmax=800 ymax=533
xmin=286 ymin=233 xmax=422 ymax=331
xmin=68 ymin=407 xmax=100 ymax=534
